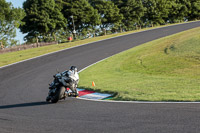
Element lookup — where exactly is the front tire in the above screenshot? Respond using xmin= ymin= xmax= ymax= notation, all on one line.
xmin=46 ymin=96 xmax=51 ymax=102
xmin=51 ymin=86 xmax=65 ymax=103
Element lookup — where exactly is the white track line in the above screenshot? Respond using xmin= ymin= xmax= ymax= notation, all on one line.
xmin=77 ymin=97 xmax=200 ymax=104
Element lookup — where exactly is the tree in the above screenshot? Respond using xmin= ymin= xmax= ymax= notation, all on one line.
xmin=61 ymin=0 xmax=101 ymax=38
xmin=0 ymin=0 xmax=24 ymax=48
xmin=20 ymin=0 xmax=66 ymax=44
xmin=49 ymin=1 xmax=68 ymax=41
xmin=168 ymin=0 xmax=190 ymax=23
xmin=113 ymin=0 xmax=145 ymax=31
xmin=143 ymin=0 xmax=171 ymax=27
xmin=188 ymin=0 xmax=200 ymax=20
xmin=89 ymin=0 xmax=123 ymax=35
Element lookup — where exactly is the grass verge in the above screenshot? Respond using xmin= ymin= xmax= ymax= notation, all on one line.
xmin=78 ymin=27 xmax=200 ymax=101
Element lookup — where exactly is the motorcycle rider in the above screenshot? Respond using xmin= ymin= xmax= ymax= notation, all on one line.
xmin=62 ymin=66 xmax=79 ymax=97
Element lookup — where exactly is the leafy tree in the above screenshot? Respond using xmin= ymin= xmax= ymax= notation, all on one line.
xmin=20 ymin=0 xmax=66 ymax=44
xmin=143 ymin=0 xmax=171 ymax=27
xmin=168 ymin=0 xmax=191 ymax=23
xmin=188 ymin=0 xmax=200 ymax=20
xmin=111 ymin=0 xmax=123 ymax=6
xmin=113 ymin=0 xmax=145 ymax=31
xmin=0 ymin=0 xmax=24 ymax=48
xmin=50 ymin=1 xmax=68 ymax=41
xmin=89 ymin=0 xmax=123 ymax=35
xmin=61 ymin=0 xmax=101 ymax=38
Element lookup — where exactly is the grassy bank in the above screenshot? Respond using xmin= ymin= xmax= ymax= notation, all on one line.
xmin=0 ymin=21 xmax=194 ymax=67
xmin=79 ymin=27 xmax=200 ymax=101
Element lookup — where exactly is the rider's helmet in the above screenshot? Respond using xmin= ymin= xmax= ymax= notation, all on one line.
xmin=70 ymin=66 xmax=78 ymax=73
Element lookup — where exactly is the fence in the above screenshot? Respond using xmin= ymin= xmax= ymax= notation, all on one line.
xmin=0 ymin=41 xmax=58 ymax=54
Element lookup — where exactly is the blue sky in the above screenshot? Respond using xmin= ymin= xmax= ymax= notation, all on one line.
xmin=6 ymin=0 xmax=26 ymax=43
xmin=6 ymin=0 xmax=25 ymax=8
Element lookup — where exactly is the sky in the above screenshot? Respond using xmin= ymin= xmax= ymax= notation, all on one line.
xmin=6 ymin=0 xmax=26 ymax=43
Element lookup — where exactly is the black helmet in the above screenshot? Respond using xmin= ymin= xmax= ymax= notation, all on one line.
xmin=70 ymin=66 xmax=77 ymax=72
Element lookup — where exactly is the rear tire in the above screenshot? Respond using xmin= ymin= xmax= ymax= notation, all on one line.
xmin=51 ymin=86 xmax=65 ymax=103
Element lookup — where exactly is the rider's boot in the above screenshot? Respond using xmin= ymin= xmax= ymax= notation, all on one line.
xmin=72 ymin=90 xmax=79 ymax=97
xmin=75 ymin=91 xmax=79 ymax=97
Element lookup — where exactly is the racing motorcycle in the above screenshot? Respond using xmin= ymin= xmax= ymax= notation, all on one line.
xmin=46 ymin=70 xmax=75 ymax=103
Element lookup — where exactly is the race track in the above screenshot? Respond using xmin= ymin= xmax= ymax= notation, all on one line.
xmin=0 ymin=21 xmax=200 ymax=133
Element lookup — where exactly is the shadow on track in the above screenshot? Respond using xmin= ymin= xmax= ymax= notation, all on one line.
xmin=0 ymin=101 xmax=51 ymax=109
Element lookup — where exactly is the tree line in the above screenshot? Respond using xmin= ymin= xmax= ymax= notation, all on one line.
xmin=1 ymin=0 xmax=200 ymax=47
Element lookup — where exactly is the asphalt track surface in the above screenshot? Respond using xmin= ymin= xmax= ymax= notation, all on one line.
xmin=0 ymin=21 xmax=200 ymax=133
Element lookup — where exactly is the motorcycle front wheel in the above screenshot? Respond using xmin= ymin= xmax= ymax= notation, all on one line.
xmin=51 ymin=86 xmax=65 ymax=103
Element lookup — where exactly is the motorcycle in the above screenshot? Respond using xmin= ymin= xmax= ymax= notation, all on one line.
xmin=46 ymin=70 xmax=76 ymax=103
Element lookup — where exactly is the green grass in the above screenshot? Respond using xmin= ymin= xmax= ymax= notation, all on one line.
xmin=79 ymin=27 xmax=200 ymax=101
xmin=0 ymin=21 xmax=195 ymax=67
